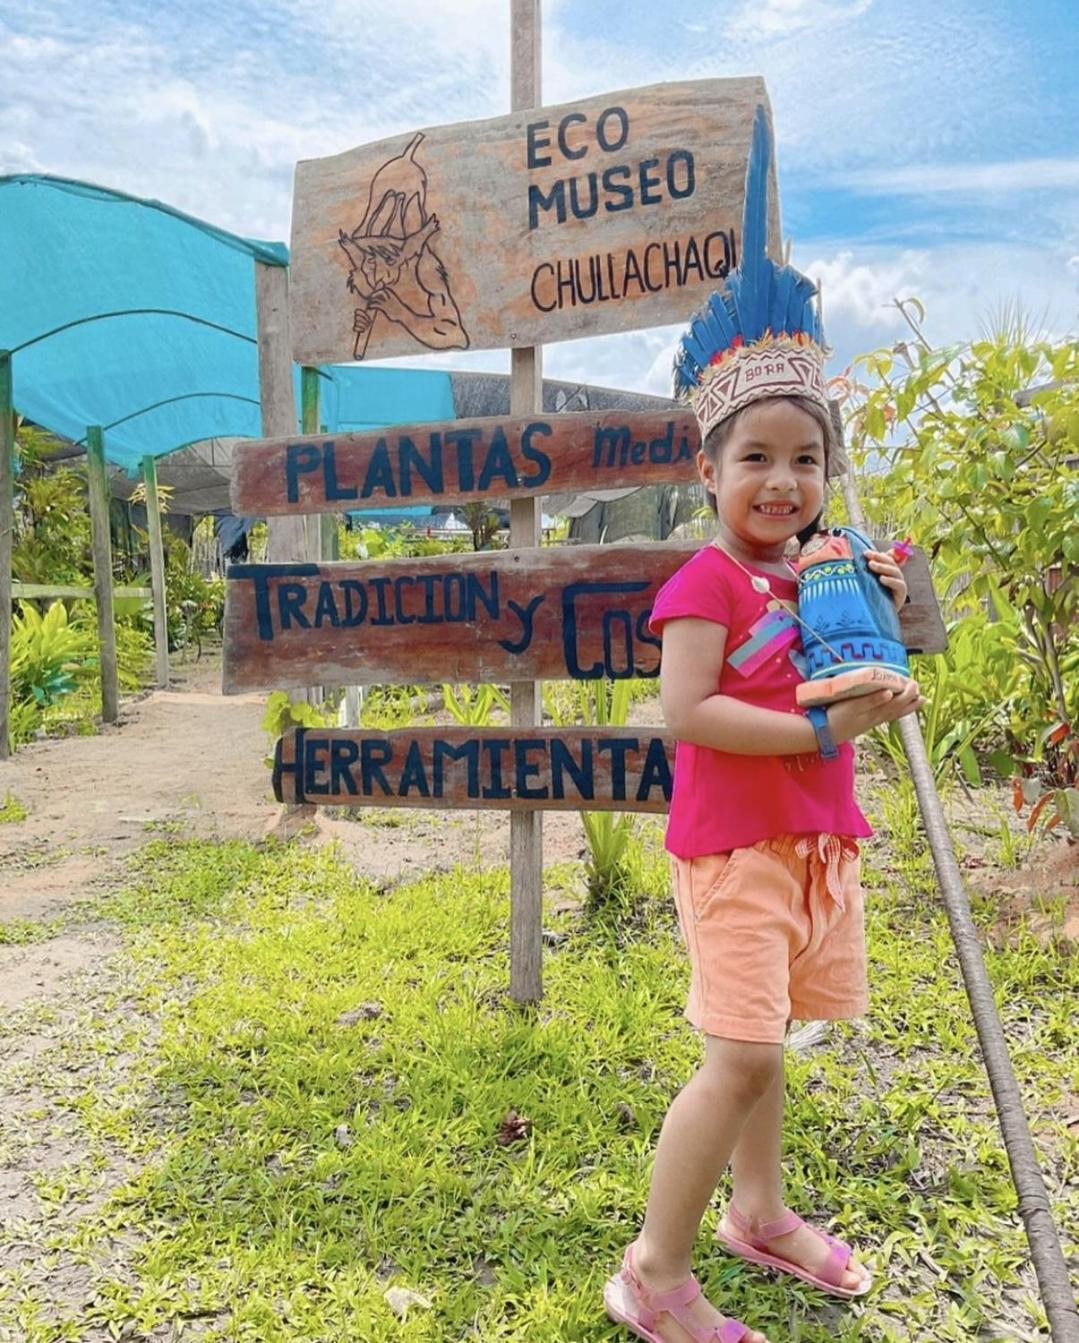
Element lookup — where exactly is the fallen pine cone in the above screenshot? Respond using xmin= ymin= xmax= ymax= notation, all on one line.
xmin=496 ymin=1108 xmax=533 ymax=1146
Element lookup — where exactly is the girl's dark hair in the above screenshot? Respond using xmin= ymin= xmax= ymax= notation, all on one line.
xmin=701 ymin=394 xmax=836 ymax=545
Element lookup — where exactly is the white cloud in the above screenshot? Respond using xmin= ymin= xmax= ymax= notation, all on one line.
xmin=732 ymin=0 xmax=873 ymax=37
xmin=802 ymin=250 xmax=925 ymax=332
xmin=843 ymin=158 xmax=1079 ymax=196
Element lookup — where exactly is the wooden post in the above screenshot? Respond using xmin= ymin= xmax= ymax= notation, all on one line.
xmin=142 ymin=454 xmax=169 ymax=688
xmin=86 ymin=425 xmax=119 ymax=724
xmin=300 ymin=367 xmax=338 ymax=560
xmin=0 ymin=351 xmax=13 ymax=759
xmin=509 ymin=0 xmax=544 ymax=1004
xmin=255 ymin=262 xmax=309 ymax=566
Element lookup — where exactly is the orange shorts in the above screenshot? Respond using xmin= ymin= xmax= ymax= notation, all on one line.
xmin=670 ymin=834 xmax=868 ymax=1044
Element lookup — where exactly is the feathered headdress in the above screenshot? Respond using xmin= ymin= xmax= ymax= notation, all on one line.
xmin=674 ymin=105 xmax=830 ymax=441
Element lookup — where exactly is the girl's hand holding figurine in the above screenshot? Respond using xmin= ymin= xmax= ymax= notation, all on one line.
xmin=827 ymin=677 xmax=924 ymax=744
xmin=863 ymin=546 xmax=909 ymax=609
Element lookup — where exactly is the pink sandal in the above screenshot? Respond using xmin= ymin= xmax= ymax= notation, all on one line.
xmin=604 ymin=1243 xmax=754 ymax=1342
xmin=715 ymin=1205 xmax=872 ymax=1299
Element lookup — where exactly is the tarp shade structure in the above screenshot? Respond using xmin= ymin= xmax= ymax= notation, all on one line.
xmin=0 ymin=175 xmax=287 ymax=472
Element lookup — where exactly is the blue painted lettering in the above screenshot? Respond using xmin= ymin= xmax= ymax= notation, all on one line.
xmin=285 ymin=443 xmax=320 ymax=503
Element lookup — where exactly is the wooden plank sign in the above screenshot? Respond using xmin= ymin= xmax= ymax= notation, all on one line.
xmin=289 ymin=78 xmax=779 ymax=363
xmin=273 ymin=727 xmax=674 ymax=812
xmin=224 ymin=542 xmax=696 ymax=693
xmin=232 ymin=412 xmax=700 ymax=516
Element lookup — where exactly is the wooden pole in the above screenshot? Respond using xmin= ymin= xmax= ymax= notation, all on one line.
xmin=255 ymin=262 xmax=309 ymax=566
xmin=0 ymin=351 xmax=13 ymax=759
xmin=300 ymin=368 xmax=337 ymax=560
xmin=142 ymin=454 xmax=169 ymax=688
xmin=508 ymin=0 xmax=544 ymax=1004
xmin=841 ymin=474 xmax=1079 ymax=1343
xmin=86 ymin=425 xmax=119 ymax=724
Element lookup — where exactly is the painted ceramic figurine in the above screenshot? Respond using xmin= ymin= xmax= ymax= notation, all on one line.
xmin=794 ymin=525 xmax=912 ymax=707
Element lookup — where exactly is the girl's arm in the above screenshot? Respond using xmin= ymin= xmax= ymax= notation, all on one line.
xmin=660 ymin=617 xmax=922 ymax=755
xmin=661 ymin=617 xmax=816 ymax=754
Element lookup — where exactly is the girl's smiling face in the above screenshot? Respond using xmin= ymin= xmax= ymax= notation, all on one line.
xmin=699 ymin=398 xmax=827 ymax=564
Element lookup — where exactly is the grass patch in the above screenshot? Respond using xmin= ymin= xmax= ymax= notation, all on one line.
xmin=0 ymin=832 xmax=1073 ymax=1341
xmin=0 ymin=791 xmax=29 ymax=823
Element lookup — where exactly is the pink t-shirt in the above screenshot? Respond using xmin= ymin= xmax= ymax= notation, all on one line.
xmin=650 ymin=543 xmax=872 ymax=857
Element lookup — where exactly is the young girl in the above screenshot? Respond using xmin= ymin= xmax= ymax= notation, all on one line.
xmin=604 ymin=110 xmax=923 ymax=1343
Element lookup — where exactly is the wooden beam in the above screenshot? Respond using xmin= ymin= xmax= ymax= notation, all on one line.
xmin=223 ymin=542 xmax=688 ymax=692
xmin=288 ymin=76 xmax=778 ymax=364
xmin=142 ymin=455 xmax=170 ymax=688
xmin=255 ymin=261 xmax=310 ymax=566
xmin=11 ymin=583 xmax=152 ymax=600
xmin=272 ymin=727 xmax=674 ymax=811
xmin=86 ymin=426 xmax=119 ymax=724
xmin=230 ymin=412 xmax=700 ymax=515
xmin=510 ymin=0 xmax=544 ymax=1005
xmin=0 ymin=351 xmax=12 ymax=759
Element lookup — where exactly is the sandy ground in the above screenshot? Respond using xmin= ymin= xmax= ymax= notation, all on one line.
xmin=0 ymin=652 xmax=592 ymax=1010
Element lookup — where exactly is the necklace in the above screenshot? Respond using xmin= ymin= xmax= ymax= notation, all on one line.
xmin=710 ymin=536 xmax=848 ymax=667
xmin=710 ymin=537 xmax=798 ymax=592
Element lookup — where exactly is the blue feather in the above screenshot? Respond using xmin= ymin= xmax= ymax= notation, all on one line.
xmin=673 ymin=102 xmax=827 ymax=396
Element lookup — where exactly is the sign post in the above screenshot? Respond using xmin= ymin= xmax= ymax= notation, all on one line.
xmin=509 ymin=0 xmax=544 ymax=1003
xmin=228 ymin=41 xmax=946 ymax=999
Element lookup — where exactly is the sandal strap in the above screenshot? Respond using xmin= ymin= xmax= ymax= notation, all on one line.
xmin=728 ymin=1203 xmax=802 ymax=1244
xmin=815 ymin=1236 xmax=854 ymax=1287
xmin=672 ymin=1308 xmax=748 ymax=1343
xmin=620 ymin=1245 xmax=749 ymax=1343
xmin=620 ymin=1244 xmax=701 ymax=1328
xmin=754 ymin=1208 xmax=803 ymax=1241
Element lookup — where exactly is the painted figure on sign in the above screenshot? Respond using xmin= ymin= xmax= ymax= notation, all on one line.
xmin=338 ymin=132 xmax=470 ymax=358
xmin=603 ymin=107 xmax=924 ymax=1343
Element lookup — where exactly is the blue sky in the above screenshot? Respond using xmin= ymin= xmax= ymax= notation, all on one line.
xmin=2 ymin=0 xmax=1076 ymax=397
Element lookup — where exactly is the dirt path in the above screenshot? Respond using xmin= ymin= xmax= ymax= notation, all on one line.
xmin=0 ymin=654 xmax=590 ymax=1009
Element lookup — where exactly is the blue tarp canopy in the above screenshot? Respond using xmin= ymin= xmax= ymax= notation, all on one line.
xmin=0 ymin=175 xmax=454 ymax=473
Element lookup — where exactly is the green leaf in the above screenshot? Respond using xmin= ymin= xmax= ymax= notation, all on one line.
xmin=958 ymin=744 xmax=982 ymax=787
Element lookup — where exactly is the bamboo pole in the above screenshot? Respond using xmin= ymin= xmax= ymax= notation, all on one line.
xmin=0 ymin=351 xmax=12 ymax=759
xmin=841 ymin=474 xmax=1079 ymax=1343
xmin=86 ymin=426 xmax=119 ymax=724
xmin=508 ymin=0 xmax=544 ymax=1004
xmin=142 ymin=454 xmax=169 ymax=688
xmin=255 ymin=262 xmax=309 ymax=566
xmin=300 ymin=368 xmax=338 ymax=561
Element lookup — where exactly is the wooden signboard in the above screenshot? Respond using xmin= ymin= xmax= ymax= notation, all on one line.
xmin=273 ymin=727 xmax=674 ymax=811
xmin=289 ymin=78 xmax=779 ymax=364
xmin=224 ymin=542 xmax=694 ymax=693
xmin=224 ymin=541 xmax=946 ymax=695
xmin=232 ymin=412 xmax=699 ymax=516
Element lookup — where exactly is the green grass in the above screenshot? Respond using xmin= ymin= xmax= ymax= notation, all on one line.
xmin=0 ymin=791 xmax=28 ymax=824
xmin=0 ymin=825 xmax=1073 ymax=1342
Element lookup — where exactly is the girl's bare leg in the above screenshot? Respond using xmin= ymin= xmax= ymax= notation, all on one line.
xmin=725 ymin=1045 xmax=871 ymax=1292
xmin=631 ymin=1036 xmax=778 ymax=1343
xmin=729 ymin=1052 xmax=785 ymax=1219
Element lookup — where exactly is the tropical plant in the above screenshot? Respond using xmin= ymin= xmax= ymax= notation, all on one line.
xmin=337 ymin=524 xmax=468 ymax=561
xmin=441 ymin=682 xmax=510 ymax=727
xmin=841 ymin=302 xmax=1077 ymax=790
xmin=164 ymin=535 xmax=225 ymax=652
xmin=8 ymin=601 xmax=97 ymax=708
xmin=544 ymin=677 xmax=638 ymax=913
xmin=869 ymin=606 xmax=1024 ymax=788
xmin=11 ymin=426 xmax=92 ymax=587
xmin=260 ymin=691 xmax=338 ymax=769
